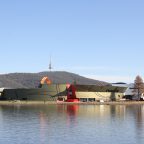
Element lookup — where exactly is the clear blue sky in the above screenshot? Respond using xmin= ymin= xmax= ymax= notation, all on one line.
xmin=0 ymin=0 xmax=144 ymax=83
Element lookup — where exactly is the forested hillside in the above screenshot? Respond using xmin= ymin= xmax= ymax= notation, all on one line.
xmin=0 ymin=71 xmax=110 ymax=88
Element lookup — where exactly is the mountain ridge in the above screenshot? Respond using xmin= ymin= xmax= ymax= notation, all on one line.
xmin=0 ymin=71 xmax=110 ymax=88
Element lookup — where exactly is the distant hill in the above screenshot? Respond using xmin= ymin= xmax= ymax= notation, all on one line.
xmin=0 ymin=71 xmax=110 ymax=88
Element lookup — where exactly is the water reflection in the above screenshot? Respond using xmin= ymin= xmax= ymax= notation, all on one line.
xmin=137 ymin=107 xmax=144 ymax=143
xmin=66 ymin=105 xmax=79 ymax=126
xmin=0 ymin=104 xmax=144 ymax=144
xmin=129 ymin=105 xmax=144 ymax=143
xmin=39 ymin=112 xmax=47 ymax=144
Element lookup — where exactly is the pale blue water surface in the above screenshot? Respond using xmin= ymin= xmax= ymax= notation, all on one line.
xmin=0 ymin=104 xmax=144 ymax=144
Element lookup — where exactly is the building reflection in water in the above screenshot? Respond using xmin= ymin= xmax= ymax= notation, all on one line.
xmin=136 ymin=105 xmax=144 ymax=127
xmin=66 ymin=105 xmax=79 ymax=126
xmin=38 ymin=105 xmax=80 ymax=142
xmin=134 ymin=105 xmax=144 ymax=142
xmin=22 ymin=104 xmax=144 ymax=144
xmin=39 ymin=110 xmax=49 ymax=144
xmin=110 ymin=105 xmax=126 ymax=120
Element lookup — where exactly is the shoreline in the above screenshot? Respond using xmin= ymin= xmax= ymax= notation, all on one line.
xmin=0 ymin=100 xmax=144 ymax=106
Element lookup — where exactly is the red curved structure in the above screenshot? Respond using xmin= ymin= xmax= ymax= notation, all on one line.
xmin=66 ymin=84 xmax=79 ymax=102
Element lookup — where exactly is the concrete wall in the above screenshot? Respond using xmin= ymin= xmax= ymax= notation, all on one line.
xmin=76 ymin=92 xmax=124 ymax=101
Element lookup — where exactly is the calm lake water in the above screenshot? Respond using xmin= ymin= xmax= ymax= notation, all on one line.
xmin=0 ymin=104 xmax=144 ymax=144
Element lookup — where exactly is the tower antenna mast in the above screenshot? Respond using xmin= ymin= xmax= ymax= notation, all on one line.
xmin=49 ymin=56 xmax=52 ymax=72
